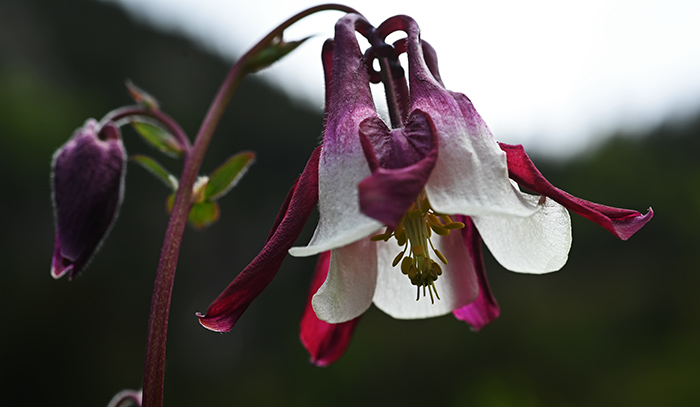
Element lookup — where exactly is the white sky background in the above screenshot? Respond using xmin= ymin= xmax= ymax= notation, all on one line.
xmin=105 ymin=0 xmax=700 ymax=157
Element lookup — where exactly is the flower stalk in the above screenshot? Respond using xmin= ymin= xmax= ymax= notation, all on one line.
xmin=138 ymin=4 xmax=359 ymax=407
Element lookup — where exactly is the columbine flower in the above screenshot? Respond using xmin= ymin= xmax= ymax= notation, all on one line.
xmin=51 ymin=119 xmax=126 ymax=279
xmin=197 ymin=14 xmax=652 ymax=366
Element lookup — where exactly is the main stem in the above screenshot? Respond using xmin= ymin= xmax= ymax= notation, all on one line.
xmin=139 ymin=5 xmax=359 ymax=407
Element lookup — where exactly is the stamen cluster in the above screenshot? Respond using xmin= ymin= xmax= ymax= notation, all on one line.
xmin=371 ymin=192 xmax=465 ymax=303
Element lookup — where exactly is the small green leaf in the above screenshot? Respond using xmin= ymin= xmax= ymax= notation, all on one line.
xmin=187 ymin=201 xmax=220 ymax=229
xmin=125 ymin=79 xmax=160 ymax=110
xmin=132 ymin=121 xmax=184 ymax=158
xmin=131 ymin=155 xmax=179 ymax=190
xmin=246 ymin=36 xmax=312 ymax=73
xmin=204 ymin=152 xmax=255 ymax=201
xmin=166 ymin=194 xmax=220 ymax=230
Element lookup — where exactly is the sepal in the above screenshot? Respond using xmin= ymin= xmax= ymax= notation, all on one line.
xmin=197 ymin=147 xmax=321 ymax=331
xmin=452 ymin=217 xmax=500 ymax=331
xmin=300 ymin=251 xmax=360 ymax=366
xmin=499 ymin=143 xmax=653 ymax=240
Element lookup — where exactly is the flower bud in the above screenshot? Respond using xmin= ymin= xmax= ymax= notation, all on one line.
xmin=51 ymin=119 xmax=126 ymax=280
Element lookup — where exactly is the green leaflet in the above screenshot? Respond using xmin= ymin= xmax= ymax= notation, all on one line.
xmin=132 ymin=121 xmax=184 ymax=158
xmin=203 ymin=152 xmax=256 ymax=201
xmin=130 ymin=155 xmax=178 ymax=190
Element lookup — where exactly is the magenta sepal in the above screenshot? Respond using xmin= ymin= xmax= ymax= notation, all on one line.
xmin=499 ymin=143 xmax=654 ymax=240
xmin=51 ymin=119 xmax=126 ymax=280
xmin=300 ymin=251 xmax=360 ymax=366
xmin=358 ymin=110 xmax=439 ymax=229
xmin=197 ymin=147 xmax=321 ymax=332
xmin=452 ymin=216 xmax=500 ymax=331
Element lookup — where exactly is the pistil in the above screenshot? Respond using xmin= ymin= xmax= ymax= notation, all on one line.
xmin=371 ymin=191 xmax=465 ymax=303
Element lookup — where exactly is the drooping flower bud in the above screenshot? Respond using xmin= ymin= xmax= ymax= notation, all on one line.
xmin=51 ymin=119 xmax=126 ymax=280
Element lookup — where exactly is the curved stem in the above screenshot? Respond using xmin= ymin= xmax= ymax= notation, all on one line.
xmin=374 ymin=24 xmax=412 ymax=128
xmin=358 ymin=18 xmax=410 ymax=129
xmin=101 ymin=105 xmax=193 ymax=154
xmin=140 ymin=5 xmax=360 ymax=407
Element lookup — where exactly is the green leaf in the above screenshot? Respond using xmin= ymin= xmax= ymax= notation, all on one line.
xmin=132 ymin=121 xmax=184 ymax=158
xmin=246 ymin=36 xmax=312 ymax=73
xmin=187 ymin=201 xmax=220 ymax=229
xmin=131 ymin=155 xmax=179 ymax=190
xmin=204 ymin=151 xmax=255 ymax=201
xmin=166 ymin=194 xmax=220 ymax=230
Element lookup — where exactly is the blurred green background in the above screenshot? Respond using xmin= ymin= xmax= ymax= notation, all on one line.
xmin=1 ymin=0 xmax=697 ymax=406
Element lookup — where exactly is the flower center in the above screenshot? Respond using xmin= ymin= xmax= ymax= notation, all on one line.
xmin=371 ymin=191 xmax=465 ymax=304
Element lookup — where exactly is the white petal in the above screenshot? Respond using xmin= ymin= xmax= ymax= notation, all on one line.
xmin=311 ymin=238 xmax=378 ymax=323
xmin=473 ymin=191 xmax=572 ymax=274
xmin=415 ymin=93 xmax=538 ymax=218
xmin=289 ymin=135 xmax=383 ymax=258
xmin=372 ymin=231 xmax=479 ymax=319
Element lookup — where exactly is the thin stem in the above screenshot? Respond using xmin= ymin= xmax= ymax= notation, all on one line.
xmin=377 ymin=57 xmax=404 ymax=128
xmin=140 ymin=5 xmax=360 ymax=407
xmin=102 ymin=105 xmax=193 ymax=154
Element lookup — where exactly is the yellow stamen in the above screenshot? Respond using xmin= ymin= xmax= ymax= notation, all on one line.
xmin=434 ymin=249 xmax=448 ymax=265
xmin=401 ymin=257 xmax=412 ymax=275
xmin=445 ymin=222 xmax=466 ymax=229
xmin=430 ymin=224 xmax=450 ymax=236
xmin=412 ymin=245 xmax=425 ymax=256
xmin=392 ymin=250 xmax=405 ymax=267
xmin=373 ymin=191 xmax=465 ymax=303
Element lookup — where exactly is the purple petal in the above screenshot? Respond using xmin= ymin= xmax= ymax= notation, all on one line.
xmin=400 ymin=22 xmax=536 ymax=219
xmin=197 ymin=147 xmax=321 ymax=332
xmin=51 ymin=235 xmax=73 ymax=279
xmin=358 ymin=110 xmax=439 ymax=229
xmin=51 ymin=120 xmax=126 ymax=280
xmin=499 ymin=143 xmax=653 ymax=240
xmin=300 ymin=251 xmax=360 ymax=367
xmin=358 ymin=112 xmax=434 ymax=170
xmin=452 ymin=216 xmax=500 ymax=331
xmin=420 ymin=40 xmax=444 ymax=87
xmin=321 ymin=39 xmax=334 ymax=114
xmin=288 ymin=14 xmax=384 ymax=257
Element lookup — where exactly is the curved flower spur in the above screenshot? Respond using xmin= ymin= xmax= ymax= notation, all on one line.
xmin=197 ymin=13 xmax=653 ymax=366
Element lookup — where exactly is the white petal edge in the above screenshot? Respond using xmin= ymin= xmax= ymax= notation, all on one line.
xmin=311 ymin=238 xmax=378 ymax=323
xmin=372 ymin=231 xmax=479 ymax=319
xmin=289 ymin=131 xmax=383 ymax=258
xmin=415 ymin=92 xmax=539 ymax=219
xmin=473 ymin=188 xmax=572 ymax=274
